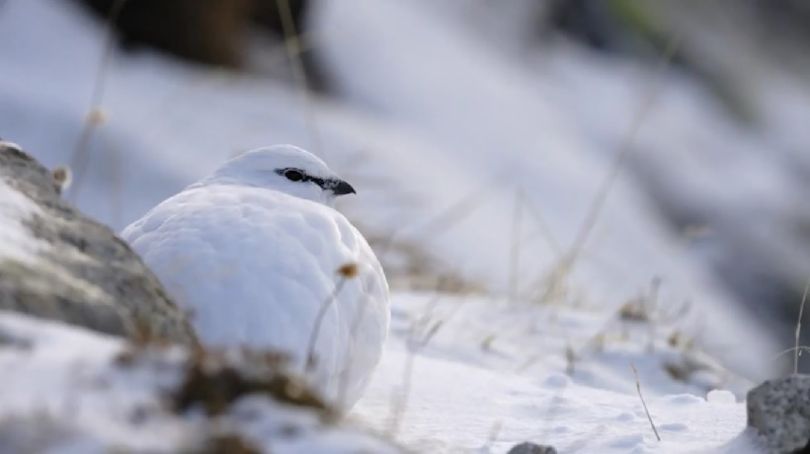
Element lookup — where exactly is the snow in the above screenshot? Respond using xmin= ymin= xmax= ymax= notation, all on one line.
xmin=0 ymin=313 xmax=190 ymax=452
xmin=352 ymin=292 xmax=758 ymax=453
xmin=0 ymin=312 xmax=398 ymax=453
xmin=0 ymin=0 xmax=801 ymax=451
xmin=0 ymin=177 xmax=43 ymax=264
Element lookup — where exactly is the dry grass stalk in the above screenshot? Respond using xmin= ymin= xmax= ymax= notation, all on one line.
xmin=275 ymin=0 xmax=322 ymax=154
xmin=563 ymin=36 xmax=682 ymax=272
xmin=304 ymin=267 xmax=353 ymax=373
xmin=386 ymin=278 xmax=464 ymax=437
xmin=335 ymin=293 xmax=369 ymax=408
xmin=68 ymin=0 xmax=128 ymax=200
xmin=508 ymin=187 xmax=524 ymax=303
xmin=521 ymin=194 xmax=562 ymax=257
xmin=631 ymin=363 xmax=661 ymax=442
xmin=527 ymin=35 xmax=682 ymax=303
xmin=794 ymin=280 xmax=810 ymax=374
xmin=386 ymin=341 xmax=417 ymax=437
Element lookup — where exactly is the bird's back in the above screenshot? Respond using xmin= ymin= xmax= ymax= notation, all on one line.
xmin=122 ymin=183 xmax=389 ymax=405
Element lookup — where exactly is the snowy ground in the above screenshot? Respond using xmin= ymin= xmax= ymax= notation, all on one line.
xmin=0 ymin=291 xmax=761 ymax=453
xmin=0 ymin=177 xmax=43 ymax=264
xmin=353 ymin=292 xmax=760 ymax=453
xmin=0 ymin=0 xmax=802 ymax=452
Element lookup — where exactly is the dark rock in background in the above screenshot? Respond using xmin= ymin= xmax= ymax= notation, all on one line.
xmin=0 ymin=141 xmax=197 ymax=345
xmin=0 ymin=415 xmax=95 ymax=454
xmin=71 ymin=0 xmax=328 ymax=90
xmin=75 ymin=0 xmax=254 ymax=67
xmin=507 ymin=441 xmax=558 ymax=454
xmin=747 ymin=375 xmax=810 ymax=453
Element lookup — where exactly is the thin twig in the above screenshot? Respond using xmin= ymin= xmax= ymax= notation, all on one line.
xmin=483 ymin=420 xmax=503 ymax=451
xmin=387 ymin=278 xmax=461 ymax=437
xmin=521 ymin=194 xmax=562 ymax=257
xmin=275 ymin=0 xmax=322 ymax=154
xmin=631 ymin=363 xmax=661 ymax=442
xmin=508 ymin=187 xmax=524 ymax=303
xmin=335 ymin=292 xmax=370 ymax=408
xmin=376 ymin=182 xmax=494 ymax=263
xmin=561 ymin=35 xmax=682 ymax=274
xmin=523 ymin=35 xmax=682 ymax=305
xmin=773 ymin=346 xmax=810 ymax=361
xmin=305 ymin=277 xmax=348 ymax=373
xmin=387 ymin=341 xmax=417 ymax=437
xmin=795 ymin=280 xmax=810 ymax=374
xmin=67 ymin=0 xmax=128 ymax=201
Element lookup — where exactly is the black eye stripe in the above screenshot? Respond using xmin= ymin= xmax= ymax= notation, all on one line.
xmin=276 ymin=168 xmax=343 ymax=190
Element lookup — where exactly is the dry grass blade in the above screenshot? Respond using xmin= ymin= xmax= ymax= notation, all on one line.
xmin=508 ymin=187 xmax=524 ymax=303
xmin=562 ymin=35 xmax=682 ymax=274
xmin=305 ymin=276 xmax=348 ymax=373
xmin=483 ymin=420 xmax=503 ymax=451
xmin=375 ymin=181 xmax=494 ymax=262
xmin=335 ymin=293 xmax=370 ymax=408
xmin=773 ymin=346 xmax=810 ymax=361
xmin=387 ymin=342 xmax=416 ymax=437
xmin=275 ymin=0 xmax=322 ymax=154
xmin=631 ymin=363 xmax=661 ymax=442
xmin=521 ymin=194 xmax=562 ymax=257
xmin=67 ymin=0 xmax=128 ymax=201
xmin=386 ymin=276 xmax=463 ymax=437
xmin=794 ymin=280 xmax=810 ymax=374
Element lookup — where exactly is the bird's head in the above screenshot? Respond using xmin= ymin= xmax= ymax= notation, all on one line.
xmin=204 ymin=145 xmax=355 ymax=205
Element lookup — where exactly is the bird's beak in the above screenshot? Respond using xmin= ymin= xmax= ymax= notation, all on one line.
xmin=332 ymin=179 xmax=356 ymax=196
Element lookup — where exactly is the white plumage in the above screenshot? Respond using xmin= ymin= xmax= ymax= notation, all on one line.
xmin=122 ymin=145 xmax=389 ymax=407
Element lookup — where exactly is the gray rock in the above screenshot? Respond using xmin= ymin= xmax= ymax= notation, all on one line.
xmin=747 ymin=375 xmax=810 ymax=453
xmin=0 ymin=142 xmax=197 ymax=345
xmin=507 ymin=442 xmax=557 ymax=454
xmin=0 ymin=414 xmax=103 ymax=454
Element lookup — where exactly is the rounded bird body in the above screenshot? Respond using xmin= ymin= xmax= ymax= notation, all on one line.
xmin=122 ymin=145 xmax=389 ymax=407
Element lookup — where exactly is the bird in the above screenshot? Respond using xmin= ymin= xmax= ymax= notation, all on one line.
xmin=121 ymin=145 xmax=389 ymax=408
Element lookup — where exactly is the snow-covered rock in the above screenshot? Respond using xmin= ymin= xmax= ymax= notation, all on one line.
xmin=747 ymin=375 xmax=810 ymax=453
xmin=0 ymin=142 xmax=195 ymax=344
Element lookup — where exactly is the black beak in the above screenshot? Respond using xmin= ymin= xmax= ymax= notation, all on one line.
xmin=332 ymin=179 xmax=356 ymax=196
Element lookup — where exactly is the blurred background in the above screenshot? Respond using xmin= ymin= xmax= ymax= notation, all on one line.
xmin=1 ymin=0 xmax=809 ymax=378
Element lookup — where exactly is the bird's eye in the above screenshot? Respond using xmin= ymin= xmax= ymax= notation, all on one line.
xmin=284 ymin=169 xmax=305 ymax=182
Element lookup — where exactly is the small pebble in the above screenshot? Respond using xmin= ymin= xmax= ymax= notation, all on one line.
xmin=706 ymin=389 xmax=736 ymax=404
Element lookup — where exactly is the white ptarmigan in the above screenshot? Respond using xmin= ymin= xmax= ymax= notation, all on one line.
xmin=122 ymin=145 xmax=389 ymax=408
